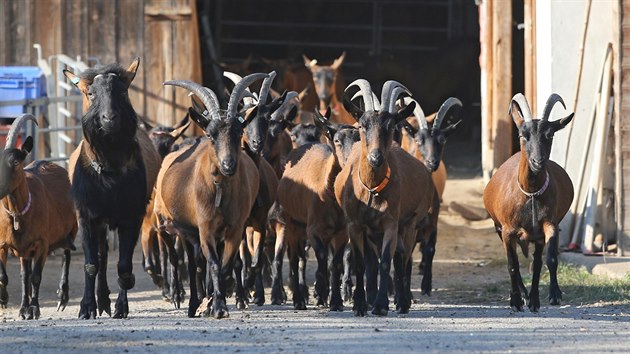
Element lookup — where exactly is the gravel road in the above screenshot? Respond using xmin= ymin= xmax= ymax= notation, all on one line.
xmin=1 ymin=178 xmax=628 ymax=353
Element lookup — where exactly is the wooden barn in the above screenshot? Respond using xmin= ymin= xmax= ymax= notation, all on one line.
xmin=2 ymin=0 xmax=629 ymax=255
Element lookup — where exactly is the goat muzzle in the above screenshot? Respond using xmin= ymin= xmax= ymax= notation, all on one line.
xmin=367 ymin=150 xmax=384 ymax=168
xmin=220 ymin=157 xmax=237 ymax=176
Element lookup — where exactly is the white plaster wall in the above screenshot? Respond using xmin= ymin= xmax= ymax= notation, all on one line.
xmin=536 ymin=0 xmax=616 ymax=246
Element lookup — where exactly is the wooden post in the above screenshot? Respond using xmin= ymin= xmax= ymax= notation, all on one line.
xmin=480 ymin=0 xmax=494 ymax=182
xmin=524 ymin=0 xmax=536 ymax=115
xmin=491 ymin=0 xmax=513 ymax=171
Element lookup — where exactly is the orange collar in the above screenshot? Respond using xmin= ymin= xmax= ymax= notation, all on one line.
xmin=359 ymin=166 xmax=391 ymax=195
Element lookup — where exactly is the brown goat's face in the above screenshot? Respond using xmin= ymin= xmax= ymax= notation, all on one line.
xmin=0 ymin=137 xmax=33 ymax=199
xmin=304 ymin=53 xmax=345 ymax=107
xmin=358 ymin=111 xmax=399 ymax=168
xmin=333 ymin=126 xmax=360 ymax=167
xmin=518 ymin=119 xmax=569 ymax=173
xmin=205 ymin=116 xmax=245 ymax=176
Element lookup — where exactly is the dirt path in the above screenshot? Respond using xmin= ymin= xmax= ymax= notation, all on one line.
xmin=1 ymin=177 xmax=629 ymax=353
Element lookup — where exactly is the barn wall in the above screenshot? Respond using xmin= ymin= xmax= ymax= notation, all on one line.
xmin=0 ymin=0 xmax=201 ymax=127
xmin=537 ymin=0 xmax=619 ymax=250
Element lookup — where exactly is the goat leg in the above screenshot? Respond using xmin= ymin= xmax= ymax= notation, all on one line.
xmin=364 ymin=245 xmax=378 ymax=309
xmin=350 ymin=230 xmax=367 ymax=317
xmin=311 ymin=236 xmax=329 ymax=308
xmin=18 ymin=257 xmax=32 ymax=320
xmin=528 ymin=242 xmax=544 ymax=312
xmin=372 ymin=237 xmax=394 ymax=317
xmin=420 ymin=229 xmax=436 ymax=296
xmin=113 ymin=223 xmax=140 ymax=319
xmin=341 ymin=243 xmax=353 ymax=302
xmin=78 ymin=218 xmax=100 ymax=320
xmin=158 ymin=234 xmax=171 ymax=301
xmin=57 ymin=249 xmax=71 ymax=311
xmin=96 ymin=230 xmax=111 ymax=317
xmin=184 ymin=239 xmax=201 ymax=318
xmin=288 ymin=236 xmax=307 ymax=310
xmin=0 ymin=249 xmax=8 ymax=308
xmin=28 ymin=254 xmax=45 ymax=320
xmin=505 ymin=236 xmax=524 ymax=312
xmin=164 ymin=232 xmax=182 ymax=309
xmin=328 ymin=237 xmax=345 ymax=312
xmin=270 ymin=223 xmax=286 ymax=305
xmin=234 ymin=244 xmax=249 ymax=310
xmin=546 ymin=226 xmax=562 ymax=306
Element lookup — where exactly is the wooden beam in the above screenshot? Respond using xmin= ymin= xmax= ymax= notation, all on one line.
xmin=524 ymin=0 xmax=536 ymax=115
xmin=491 ymin=0 xmax=513 ymax=171
xmin=480 ymin=0 xmax=493 ymax=181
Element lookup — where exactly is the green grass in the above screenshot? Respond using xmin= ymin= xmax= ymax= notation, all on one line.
xmin=440 ymin=261 xmax=630 ymax=305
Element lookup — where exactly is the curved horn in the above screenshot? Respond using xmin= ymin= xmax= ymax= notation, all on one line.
xmin=541 ymin=93 xmax=567 ymax=121
xmin=387 ymin=86 xmax=411 ymax=113
xmin=402 ymin=97 xmax=428 ymax=130
xmin=227 ymin=72 xmax=267 ymax=120
xmin=224 ymin=71 xmax=256 ymax=107
xmin=433 ymin=97 xmax=463 ymax=132
xmin=5 ymin=114 xmax=38 ymax=149
xmin=271 ymin=91 xmax=299 ymax=121
xmin=351 ymin=90 xmax=381 ymax=111
xmin=380 ymin=80 xmax=410 ymax=113
xmin=510 ymin=93 xmax=533 ymax=122
xmin=164 ymin=80 xmax=221 ymax=121
xmin=345 ymin=79 xmax=375 ymax=112
xmin=258 ymin=71 xmax=276 ymax=106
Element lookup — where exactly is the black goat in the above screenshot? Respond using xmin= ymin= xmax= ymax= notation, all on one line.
xmin=64 ymin=58 xmax=161 ymax=319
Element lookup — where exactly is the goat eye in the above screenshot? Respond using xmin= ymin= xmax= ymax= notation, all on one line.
xmin=12 ymin=160 xmax=19 ymax=167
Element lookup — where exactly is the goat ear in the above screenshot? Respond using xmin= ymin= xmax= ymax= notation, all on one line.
xmin=303 ymin=54 xmax=317 ymax=69
xmin=509 ymin=101 xmax=525 ymax=128
xmin=395 ymin=101 xmax=416 ymax=125
xmin=169 ymin=118 xmax=191 ymax=140
xmin=331 ymin=52 xmax=346 ymax=70
xmin=401 ymin=120 xmax=418 ymax=137
xmin=443 ymin=120 xmax=462 ymax=138
xmin=342 ymin=95 xmax=364 ymax=122
xmin=313 ymin=108 xmax=336 ymax=142
xmin=173 ymin=112 xmax=190 ymax=129
xmin=123 ymin=57 xmax=140 ymax=88
xmin=63 ymin=69 xmax=90 ymax=93
xmin=20 ymin=136 xmax=34 ymax=155
xmin=188 ymin=108 xmax=210 ymax=130
xmin=267 ymin=90 xmax=287 ymax=114
xmin=284 ymin=106 xmax=299 ymax=124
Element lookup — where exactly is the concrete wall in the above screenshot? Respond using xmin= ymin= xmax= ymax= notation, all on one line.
xmin=536 ymin=0 xmax=617 ymax=248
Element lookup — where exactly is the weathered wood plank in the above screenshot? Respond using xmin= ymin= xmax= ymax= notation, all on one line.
xmin=33 ymin=0 xmax=63 ymax=61
xmin=88 ymin=0 xmax=117 ymax=64
xmin=117 ymin=0 xmax=145 ymax=120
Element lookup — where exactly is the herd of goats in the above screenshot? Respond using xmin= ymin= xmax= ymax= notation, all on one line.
xmin=0 ymin=53 xmax=574 ymax=321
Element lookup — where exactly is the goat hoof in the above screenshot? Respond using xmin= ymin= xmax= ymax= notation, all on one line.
xmin=57 ymin=286 xmax=69 ymax=312
xmin=299 ymin=284 xmax=309 ymax=302
xmin=549 ymin=288 xmax=562 ymax=306
xmin=236 ymin=300 xmax=248 ymax=310
xmin=27 ymin=305 xmax=40 ymax=320
xmin=293 ymin=299 xmax=307 ymax=310
xmin=211 ymin=299 xmax=229 ymax=319
xmin=329 ymin=300 xmax=344 ymax=312
xmin=270 ymin=296 xmax=284 ymax=305
xmin=188 ymin=297 xmax=201 ymax=318
xmin=253 ymin=294 xmax=265 ymax=306
xmin=352 ymin=303 xmax=367 ymax=317
xmin=19 ymin=305 xmax=29 ymax=320
xmin=112 ymin=291 xmax=129 ymax=319
xmin=78 ymin=297 xmax=97 ymax=319
xmin=372 ymin=305 xmax=388 ymax=317
xmin=97 ymin=294 xmax=112 ymax=317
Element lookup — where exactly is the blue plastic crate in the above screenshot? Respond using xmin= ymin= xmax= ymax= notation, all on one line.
xmin=0 ymin=66 xmax=47 ymax=118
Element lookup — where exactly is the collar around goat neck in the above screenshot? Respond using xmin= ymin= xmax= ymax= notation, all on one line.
xmin=359 ymin=165 xmax=391 ymax=195
xmin=517 ymin=171 xmax=550 ymax=197
xmin=4 ymin=192 xmax=32 ymax=231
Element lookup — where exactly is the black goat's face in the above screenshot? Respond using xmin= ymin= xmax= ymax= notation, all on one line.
xmin=205 ymin=115 xmax=245 ymax=177
xmin=64 ymin=59 xmax=140 ymax=141
xmin=243 ymin=94 xmax=284 ymax=154
xmin=333 ymin=126 xmax=360 ymax=167
xmin=518 ymin=120 xmax=563 ymax=174
xmin=415 ymin=122 xmax=460 ymax=172
xmin=0 ymin=137 xmax=33 ymax=199
xmin=149 ymin=128 xmax=178 ymax=158
xmin=290 ymin=124 xmax=321 ymax=148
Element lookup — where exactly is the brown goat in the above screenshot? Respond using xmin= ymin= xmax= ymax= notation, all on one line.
xmin=483 ymin=93 xmax=574 ymax=312
xmin=154 ymin=74 xmax=263 ymax=318
xmin=334 ymin=79 xmax=435 ymax=316
xmin=270 ymin=109 xmax=360 ymax=311
xmin=0 ymin=114 xmax=78 ymax=319
xmin=303 ymin=52 xmax=354 ymax=125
